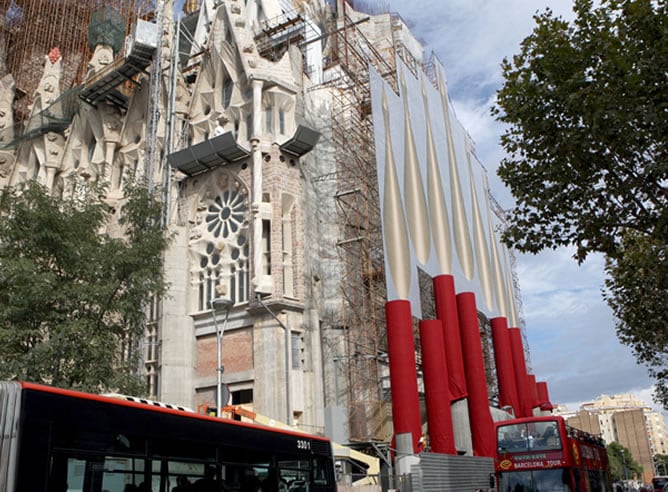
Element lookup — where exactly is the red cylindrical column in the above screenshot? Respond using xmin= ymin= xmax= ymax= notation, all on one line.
xmin=419 ymin=319 xmax=456 ymax=454
xmin=457 ymin=292 xmax=495 ymax=458
xmin=491 ymin=317 xmax=520 ymax=416
xmin=433 ymin=274 xmax=467 ymax=400
xmin=528 ymin=374 xmax=540 ymax=412
xmin=537 ymin=381 xmax=554 ymax=411
xmin=386 ymin=300 xmax=422 ymax=453
xmin=509 ymin=327 xmax=533 ymax=418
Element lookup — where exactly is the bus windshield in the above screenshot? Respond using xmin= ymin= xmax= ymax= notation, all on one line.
xmin=498 ymin=420 xmax=562 ymax=453
xmin=498 ymin=469 xmax=571 ymax=492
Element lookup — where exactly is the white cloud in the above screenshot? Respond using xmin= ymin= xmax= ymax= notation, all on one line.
xmin=517 ymin=249 xmax=606 ymax=295
xmin=517 ymin=250 xmax=659 ymax=413
xmin=388 ymin=0 xmax=574 ymax=98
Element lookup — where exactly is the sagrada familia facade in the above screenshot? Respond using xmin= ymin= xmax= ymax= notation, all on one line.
xmin=0 ymin=0 xmax=551 ymax=477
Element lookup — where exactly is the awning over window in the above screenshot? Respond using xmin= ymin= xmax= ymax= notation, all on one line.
xmin=167 ymin=132 xmax=251 ymax=176
xmin=279 ymin=124 xmax=320 ymax=157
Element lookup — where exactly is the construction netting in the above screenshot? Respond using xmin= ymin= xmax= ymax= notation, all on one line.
xmin=0 ymin=0 xmax=154 ymax=120
xmin=0 ymin=86 xmax=82 ymax=148
xmin=89 ymin=6 xmax=127 ymax=55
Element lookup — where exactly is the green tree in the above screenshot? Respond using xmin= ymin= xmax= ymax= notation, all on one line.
xmin=493 ymin=0 xmax=667 ymax=406
xmin=0 ymin=180 xmax=170 ymax=394
xmin=604 ymin=232 xmax=668 ymax=408
xmin=606 ymin=442 xmax=643 ymax=482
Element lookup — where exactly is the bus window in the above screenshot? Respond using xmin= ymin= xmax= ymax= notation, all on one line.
xmin=498 ymin=422 xmax=532 ymax=452
xmin=220 ymin=464 xmax=244 ymax=490
xmin=249 ymin=465 xmax=270 ymax=490
xmin=253 ymin=465 xmax=283 ymax=492
xmin=165 ymin=461 xmax=205 ymax=492
xmin=498 ymin=421 xmax=563 ymax=453
xmin=533 ymin=422 xmax=561 ymax=451
xmin=499 ymin=469 xmax=572 ymax=492
xmin=240 ymin=467 xmax=261 ymax=491
xmin=276 ymin=459 xmax=310 ymax=491
xmin=49 ymin=455 xmax=147 ymax=492
xmin=533 ymin=469 xmax=572 ymax=491
xmin=99 ymin=457 xmax=147 ymax=492
xmin=55 ymin=457 xmax=85 ymax=492
xmin=500 ymin=470 xmax=533 ymax=491
xmin=312 ymin=457 xmax=333 ymax=486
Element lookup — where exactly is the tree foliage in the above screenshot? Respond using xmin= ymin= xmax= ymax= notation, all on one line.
xmin=0 ymin=180 xmax=170 ymax=394
xmin=654 ymin=453 xmax=668 ymax=476
xmin=493 ymin=0 xmax=667 ymax=406
xmin=606 ymin=442 xmax=643 ymax=482
xmin=604 ymin=232 xmax=668 ymax=406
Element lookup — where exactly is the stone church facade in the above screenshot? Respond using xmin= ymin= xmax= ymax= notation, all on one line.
xmin=0 ymin=0 xmax=418 ymax=442
xmin=0 ymin=0 xmax=524 ymax=459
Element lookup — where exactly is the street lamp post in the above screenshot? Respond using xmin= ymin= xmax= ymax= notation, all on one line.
xmin=620 ymin=449 xmax=629 ymax=483
xmin=210 ymin=297 xmax=234 ymax=417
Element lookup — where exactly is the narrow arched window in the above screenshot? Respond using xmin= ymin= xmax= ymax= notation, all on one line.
xmin=223 ymin=79 xmax=233 ymax=109
xmin=265 ymin=106 xmax=272 ymax=135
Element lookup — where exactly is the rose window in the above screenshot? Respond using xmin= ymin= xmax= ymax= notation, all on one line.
xmin=193 ymin=174 xmax=250 ymax=310
xmin=205 ymin=190 xmax=247 ymax=238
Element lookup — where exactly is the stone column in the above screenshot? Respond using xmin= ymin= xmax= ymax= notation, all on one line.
xmin=251 ymin=78 xmax=264 ymax=293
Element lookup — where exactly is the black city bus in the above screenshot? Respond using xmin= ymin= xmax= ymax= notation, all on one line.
xmin=0 ymin=381 xmax=336 ymax=492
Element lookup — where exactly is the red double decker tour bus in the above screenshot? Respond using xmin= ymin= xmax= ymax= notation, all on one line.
xmin=495 ymin=415 xmax=612 ymax=492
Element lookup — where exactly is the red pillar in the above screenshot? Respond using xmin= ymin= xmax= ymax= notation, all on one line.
xmin=433 ymin=274 xmax=467 ymax=400
xmin=528 ymin=374 xmax=540 ymax=412
xmin=457 ymin=292 xmax=495 ymax=458
xmin=508 ymin=327 xmax=533 ymax=418
xmin=386 ymin=300 xmax=422 ymax=452
xmin=490 ymin=317 xmax=520 ymax=416
xmin=537 ymin=381 xmax=554 ymax=411
xmin=419 ymin=319 xmax=456 ymax=454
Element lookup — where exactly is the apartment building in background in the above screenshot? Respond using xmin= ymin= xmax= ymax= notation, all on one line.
xmin=556 ymin=394 xmax=668 ymax=483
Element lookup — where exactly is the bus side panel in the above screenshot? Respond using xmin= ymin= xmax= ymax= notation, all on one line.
xmin=19 ymin=387 xmax=336 ymax=491
xmin=0 ymin=382 xmax=22 ymax=492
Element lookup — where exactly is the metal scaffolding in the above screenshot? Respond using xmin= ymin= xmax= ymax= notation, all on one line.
xmin=0 ymin=0 xmax=152 ymax=121
xmin=328 ymin=9 xmax=398 ymax=443
xmin=325 ymin=4 xmax=509 ymax=444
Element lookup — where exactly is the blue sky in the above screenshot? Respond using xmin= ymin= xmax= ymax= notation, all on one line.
xmin=168 ymin=0 xmax=665 ymax=417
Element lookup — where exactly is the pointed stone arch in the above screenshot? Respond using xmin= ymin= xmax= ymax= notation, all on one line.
xmin=188 ymin=169 xmax=251 ymax=311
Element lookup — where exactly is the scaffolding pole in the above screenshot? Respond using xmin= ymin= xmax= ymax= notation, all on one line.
xmin=328 ymin=12 xmax=397 ymax=442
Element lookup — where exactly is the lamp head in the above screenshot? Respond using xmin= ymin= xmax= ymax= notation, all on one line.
xmin=210 ymin=297 xmax=234 ymax=311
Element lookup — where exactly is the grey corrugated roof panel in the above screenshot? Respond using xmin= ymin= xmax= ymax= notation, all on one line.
xmin=279 ymin=124 xmax=320 ymax=157
xmin=167 ymin=132 xmax=250 ymax=177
